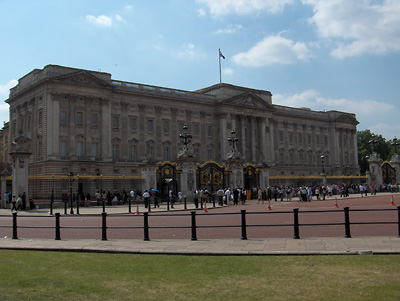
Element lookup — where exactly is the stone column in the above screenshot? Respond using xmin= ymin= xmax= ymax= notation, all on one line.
xmin=251 ymin=117 xmax=256 ymax=162
xmin=368 ymin=153 xmax=383 ymax=189
xmin=241 ymin=116 xmax=246 ymax=161
xmin=260 ymin=118 xmax=267 ymax=164
xmin=390 ymin=154 xmax=400 ymax=185
xmin=225 ymin=159 xmax=244 ymax=189
xmin=219 ymin=113 xmax=228 ymax=161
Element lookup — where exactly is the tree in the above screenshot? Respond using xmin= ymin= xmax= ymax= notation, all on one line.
xmin=357 ymin=130 xmax=392 ymax=175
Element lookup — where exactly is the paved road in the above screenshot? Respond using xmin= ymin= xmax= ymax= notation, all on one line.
xmin=1 ymin=192 xmax=399 ymax=255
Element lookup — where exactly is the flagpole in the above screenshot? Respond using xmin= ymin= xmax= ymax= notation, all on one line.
xmin=219 ymin=49 xmax=222 ymax=84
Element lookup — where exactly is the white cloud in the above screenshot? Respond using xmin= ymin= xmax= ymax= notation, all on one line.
xmin=223 ymin=67 xmax=234 ymax=75
xmin=303 ymin=0 xmax=400 ymax=58
xmin=0 ymin=79 xmax=17 ymax=100
xmin=232 ymin=35 xmax=311 ymax=66
xmin=176 ymin=43 xmax=197 ymax=59
xmin=86 ymin=15 xmax=113 ymax=27
xmin=215 ymin=24 xmax=242 ymax=34
xmin=197 ymin=0 xmax=294 ymax=16
xmin=273 ymin=89 xmax=394 ymax=117
xmin=197 ymin=8 xmax=206 ymax=17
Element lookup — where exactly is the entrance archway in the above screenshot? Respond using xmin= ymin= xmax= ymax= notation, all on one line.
xmin=196 ymin=161 xmax=226 ymax=194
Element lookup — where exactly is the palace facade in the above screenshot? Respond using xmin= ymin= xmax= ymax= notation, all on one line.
xmin=3 ymin=65 xmax=360 ymax=199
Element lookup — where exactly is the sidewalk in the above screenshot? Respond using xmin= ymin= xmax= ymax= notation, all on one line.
xmin=1 ymin=236 xmax=400 ymax=255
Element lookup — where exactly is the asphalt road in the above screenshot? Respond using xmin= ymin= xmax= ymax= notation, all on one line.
xmin=0 ymin=193 xmax=398 ymax=240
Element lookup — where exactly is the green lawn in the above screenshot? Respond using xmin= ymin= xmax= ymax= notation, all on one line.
xmin=1 ymin=250 xmax=400 ymax=300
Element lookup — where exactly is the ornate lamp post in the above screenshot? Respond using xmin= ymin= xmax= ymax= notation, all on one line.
xmin=228 ymin=129 xmax=239 ymax=152
xmin=320 ymin=155 xmax=326 ymax=174
xmin=178 ymin=124 xmax=193 ymax=157
xmin=391 ymin=137 xmax=399 ymax=154
xmin=369 ymin=134 xmax=379 ymax=153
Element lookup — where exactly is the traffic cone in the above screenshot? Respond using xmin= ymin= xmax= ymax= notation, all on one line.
xmin=267 ymin=200 xmax=272 ymax=210
xmin=390 ymin=195 xmax=395 ymax=206
xmin=334 ymin=197 xmax=339 ymax=208
xmin=203 ymin=202 xmax=208 ymax=213
xmin=135 ymin=204 xmax=140 ymax=215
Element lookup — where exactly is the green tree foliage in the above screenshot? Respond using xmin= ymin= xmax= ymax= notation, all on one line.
xmin=357 ymin=130 xmax=393 ymax=175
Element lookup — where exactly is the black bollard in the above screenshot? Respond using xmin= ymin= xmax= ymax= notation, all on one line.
xmin=344 ymin=207 xmax=351 ymax=238
xmin=191 ymin=211 xmax=197 ymax=240
xmin=102 ymin=200 xmax=105 ymax=213
xmin=12 ymin=212 xmax=18 ymax=240
xmin=293 ymin=208 xmax=300 ymax=239
xmin=101 ymin=212 xmax=107 ymax=241
xmin=184 ymin=197 xmax=187 ymax=210
xmin=55 ymin=213 xmax=61 ymax=240
xmin=64 ymin=201 xmax=67 ymax=215
xmin=128 ymin=198 xmax=132 ymax=213
xmin=167 ymin=198 xmax=170 ymax=211
xmin=76 ymin=199 xmax=80 ymax=215
xmin=397 ymin=206 xmax=400 ymax=238
xmin=50 ymin=201 xmax=53 ymax=216
xmin=143 ymin=212 xmax=150 ymax=241
xmin=240 ymin=209 xmax=247 ymax=240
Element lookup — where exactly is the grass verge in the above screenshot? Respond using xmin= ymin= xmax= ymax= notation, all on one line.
xmin=0 ymin=250 xmax=400 ymax=300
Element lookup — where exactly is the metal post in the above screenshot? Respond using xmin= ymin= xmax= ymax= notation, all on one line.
xmin=293 ymin=208 xmax=300 ymax=239
xmin=213 ymin=194 xmax=216 ymax=207
xmin=240 ymin=209 xmax=247 ymax=240
xmin=102 ymin=199 xmax=105 ymax=213
xmin=344 ymin=206 xmax=351 ymax=238
xmin=184 ymin=197 xmax=187 ymax=210
xmin=64 ymin=201 xmax=67 ymax=215
xmin=167 ymin=198 xmax=170 ymax=211
xmin=191 ymin=211 xmax=197 ymax=240
xmin=128 ymin=198 xmax=132 ymax=213
xmin=101 ymin=212 xmax=107 ymax=241
xmin=148 ymin=198 xmax=151 ymax=213
xmin=76 ymin=197 xmax=80 ymax=215
xmin=55 ymin=213 xmax=61 ymax=240
xmin=12 ymin=212 xmax=18 ymax=240
xmin=143 ymin=212 xmax=150 ymax=241
xmin=50 ymin=200 xmax=53 ymax=216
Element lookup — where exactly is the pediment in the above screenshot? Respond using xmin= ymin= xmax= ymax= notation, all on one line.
xmin=223 ymin=92 xmax=275 ymax=111
xmin=335 ymin=114 xmax=359 ymax=125
xmin=53 ymin=71 xmax=112 ymax=88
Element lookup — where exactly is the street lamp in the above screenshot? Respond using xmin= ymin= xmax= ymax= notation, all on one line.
xmin=369 ymin=134 xmax=379 ymax=153
xmin=228 ymin=129 xmax=239 ymax=152
xmin=179 ymin=124 xmax=192 ymax=152
xmin=69 ymin=172 xmax=74 ymax=214
xmin=391 ymin=137 xmax=399 ymax=154
xmin=320 ymin=155 xmax=325 ymax=174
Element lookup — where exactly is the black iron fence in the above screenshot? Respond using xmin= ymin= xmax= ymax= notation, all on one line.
xmin=2 ymin=206 xmax=400 ymax=241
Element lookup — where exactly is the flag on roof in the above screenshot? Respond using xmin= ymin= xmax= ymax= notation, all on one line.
xmin=219 ymin=49 xmax=225 ymax=59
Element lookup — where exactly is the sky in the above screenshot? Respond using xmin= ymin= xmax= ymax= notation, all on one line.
xmin=0 ymin=0 xmax=399 ymax=140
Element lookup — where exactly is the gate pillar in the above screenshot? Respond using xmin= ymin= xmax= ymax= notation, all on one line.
xmin=367 ymin=152 xmax=383 ymax=189
xmin=176 ymin=157 xmax=197 ymax=201
xmin=391 ymin=154 xmax=400 ymax=186
xmin=225 ymin=160 xmax=244 ymax=189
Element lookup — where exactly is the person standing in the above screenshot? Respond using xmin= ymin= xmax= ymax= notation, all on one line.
xmin=21 ymin=192 xmax=27 ymax=210
xmin=95 ymin=191 xmax=101 ymax=206
xmin=225 ymin=188 xmax=231 ymax=206
xmin=16 ymin=195 xmax=23 ymax=211
xmin=193 ymin=191 xmax=199 ymax=208
xmin=29 ymin=195 xmax=36 ymax=210
xmin=10 ymin=195 xmax=17 ymax=211
xmin=217 ymin=188 xmax=224 ymax=206
xmin=233 ymin=188 xmax=239 ymax=205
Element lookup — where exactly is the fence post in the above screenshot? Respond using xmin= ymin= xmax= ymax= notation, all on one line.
xmin=76 ymin=199 xmax=80 ymax=215
xmin=397 ymin=206 xmax=400 ymax=238
xmin=293 ymin=208 xmax=300 ymax=239
xmin=101 ymin=212 xmax=107 ymax=241
xmin=50 ymin=201 xmax=53 ymax=216
xmin=64 ymin=201 xmax=67 ymax=215
xmin=12 ymin=212 xmax=18 ymax=240
xmin=55 ymin=213 xmax=61 ymax=240
xmin=344 ymin=206 xmax=351 ymax=238
xmin=143 ymin=212 xmax=150 ymax=241
xmin=102 ymin=200 xmax=105 ymax=213
xmin=191 ymin=211 xmax=197 ymax=241
xmin=128 ymin=198 xmax=132 ymax=213
xmin=184 ymin=197 xmax=187 ymax=210
xmin=213 ymin=195 xmax=216 ymax=207
xmin=167 ymin=198 xmax=170 ymax=211
xmin=240 ymin=209 xmax=247 ymax=240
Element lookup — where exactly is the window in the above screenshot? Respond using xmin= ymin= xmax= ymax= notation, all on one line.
xmin=193 ymin=124 xmax=199 ymax=137
xmin=279 ymin=132 xmax=283 ymax=143
xmin=316 ymin=135 xmax=320 ymax=145
xmin=76 ymin=112 xmax=83 ymax=126
xmin=279 ymin=153 xmax=284 ymax=165
xmin=289 ymin=133 xmax=293 ymax=144
xmin=207 ymin=149 xmax=213 ymax=161
xmin=290 ymin=153 xmax=294 ymax=164
xmin=130 ymin=117 xmax=137 ymax=131
xmin=60 ymin=141 xmax=67 ymax=156
xmin=324 ymin=136 xmax=328 ymax=146
xmin=307 ymin=135 xmax=311 ymax=145
xmin=207 ymin=126 xmax=213 ymax=138
xmin=147 ymin=119 xmax=153 ymax=133
xmin=164 ymin=147 xmax=170 ymax=161
xmin=27 ymin=115 xmax=31 ymax=130
xmin=163 ymin=121 xmax=169 ymax=135
xmin=130 ymin=145 xmax=137 ymax=161
xmin=60 ymin=111 xmax=67 ymax=126
xmin=112 ymin=144 xmax=119 ymax=160
xmin=194 ymin=148 xmax=199 ymax=158
xmin=298 ymin=133 xmax=302 ymax=144
xmin=178 ymin=122 xmax=184 ymax=132
xmin=38 ymin=111 xmax=43 ymax=127
xmin=76 ymin=142 xmax=84 ymax=156
xmin=38 ymin=141 xmax=42 ymax=157
xmin=91 ymin=113 xmax=98 ymax=127
xmin=299 ymin=153 xmax=303 ymax=165
xmin=112 ymin=116 xmax=119 ymax=129
xmin=308 ymin=154 xmax=312 ymax=165
xmin=91 ymin=143 xmax=98 ymax=157
xmin=146 ymin=145 xmax=154 ymax=159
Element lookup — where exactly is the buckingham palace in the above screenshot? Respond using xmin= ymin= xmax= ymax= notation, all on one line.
xmin=1 ymin=64 xmax=360 ymax=200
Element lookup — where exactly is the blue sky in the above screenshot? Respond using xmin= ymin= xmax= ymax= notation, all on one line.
xmin=1 ymin=0 xmax=399 ymax=140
